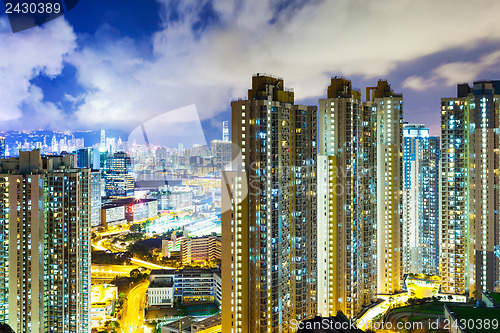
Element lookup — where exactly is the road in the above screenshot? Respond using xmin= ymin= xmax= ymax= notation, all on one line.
xmin=92 ymin=235 xmax=174 ymax=270
xmin=98 ymin=229 xmax=131 ymax=237
xmin=123 ymin=281 xmax=149 ymax=333
xmin=357 ymin=293 xmax=409 ymax=330
xmin=130 ymin=257 xmax=173 ymax=270
xmin=91 ymin=264 xmax=141 ymax=279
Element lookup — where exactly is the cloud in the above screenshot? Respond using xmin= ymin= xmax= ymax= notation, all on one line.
xmin=0 ymin=18 xmax=76 ymax=129
xmin=5 ymin=0 xmax=500 ymax=132
xmin=403 ymin=50 xmax=500 ymax=90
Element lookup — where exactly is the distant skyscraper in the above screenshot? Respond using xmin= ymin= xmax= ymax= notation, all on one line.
xmin=90 ymin=171 xmax=102 ymax=227
xmin=222 ymin=74 xmax=317 ymax=332
xmin=368 ymin=80 xmax=404 ymax=295
xmin=106 ymin=137 xmax=116 ymax=154
xmin=402 ymin=125 xmax=440 ymax=276
xmin=0 ymin=150 xmax=96 ymax=333
xmin=211 ymin=140 xmax=232 ymax=171
xmin=222 ymin=120 xmax=230 ymax=142
xmin=77 ymin=148 xmax=91 ymax=168
xmin=440 ymin=81 xmax=500 ymax=297
xmin=116 ymin=137 xmax=124 ymax=152
xmin=0 ymin=137 xmax=4 ymax=159
xmin=317 ymin=78 xmax=377 ymax=318
xmin=104 ymin=151 xmax=134 ymax=197
xmin=100 ymin=129 xmax=106 ymax=150
xmin=51 ymin=134 xmax=58 ymax=153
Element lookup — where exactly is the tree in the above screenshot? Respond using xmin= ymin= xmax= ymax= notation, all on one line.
xmin=104 ymin=320 xmax=120 ymax=333
xmin=117 ymin=293 xmax=127 ymax=308
xmin=0 ymin=323 xmax=15 ymax=333
xmin=176 ymin=297 xmax=183 ymax=308
xmin=388 ymin=296 xmax=394 ymax=307
xmin=408 ymin=297 xmax=418 ymax=317
xmin=130 ymin=268 xmax=141 ymax=279
xmin=130 ymin=224 xmax=142 ymax=232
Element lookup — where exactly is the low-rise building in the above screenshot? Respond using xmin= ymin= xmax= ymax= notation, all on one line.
xmin=101 ymin=204 xmax=126 ymax=227
xmin=148 ymin=276 xmax=175 ymax=307
xmin=147 ymin=187 xmax=193 ymax=211
xmin=147 ymin=269 xmax=221 ymax=307
xmin=444 ymin=304 xmax=500 ymax=333
xmin=181 ymin=236 xmax=221 ymax=265
xmin=91 ymin=284 xmax=118 ymax=327
xmin=191 ymin=313 xmax=221 ymax=332
xmin=101 ymin=198 xmax=158 ymax=226
xmin=482 ymin=291 xmax=500 ymax=308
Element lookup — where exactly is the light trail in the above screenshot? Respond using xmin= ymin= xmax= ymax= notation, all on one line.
xmin=130 ymin=258 xmax=174 ymax=270
xmin=92 ymin=237 xmax=174 ymax=270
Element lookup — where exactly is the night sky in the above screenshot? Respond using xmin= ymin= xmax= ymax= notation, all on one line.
xmin=1 ymin=0 xmax=500 ymax=146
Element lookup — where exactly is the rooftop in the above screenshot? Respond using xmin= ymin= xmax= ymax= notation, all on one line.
xmin=487 ymin=292 xmax=500 ymax=304
xmin=150 ymin=268 xmax=220 ymax=277
xmin=149 ymin=278 xmax=174 ymax=288
xmin=448 ymin=306 xmax=500 ymax=333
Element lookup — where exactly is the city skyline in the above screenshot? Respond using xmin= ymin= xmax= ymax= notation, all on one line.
xmin=222 ymin=73 xmax=500 ymax=332
xmin=1 ymin=73 xmax=500 ymax=332
xmin=3 ymin=1 xmax=500 ymax=332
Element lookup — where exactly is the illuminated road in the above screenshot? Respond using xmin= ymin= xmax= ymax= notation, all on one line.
xmin=91 ymin=264 xmax=141 ymax=278
xmin=357 ymin=293 xmax=408 ymax=330
xmin=92 ymin=238 xmax=109 ymax=251
xmin=124 ymin=281 xmax=149 ymax=333
xmin=98 ymin=229 xmax=131 ymax=237
xmin=130 ymin=258 xmax=173 ymax=270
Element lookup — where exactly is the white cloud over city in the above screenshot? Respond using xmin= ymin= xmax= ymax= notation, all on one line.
xmin=0 ymin=17 xmax=76 ymax=127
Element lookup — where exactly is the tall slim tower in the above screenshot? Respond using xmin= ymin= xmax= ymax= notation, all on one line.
xmin=468 ymin=82 xmax=500 ymax=297
xmin=317 ymin=78 xmax=377 ymax=318
xmin=402 ymin=125 xmax=440 ymax=276
xmin=441 ymin=81 xmax=500 ymax=297
xmin=0 ymin=150 xmax=95 ymax=333
xmin=367 ymin=81 xmax=404 ymax=295
xmin=0 ymin=137 xmax=5 ymax=159
xmin=222 ymin=74 xmax=317 ymax=333
xmin=100 ymin=129 xmax=106 ymax=150
xmin=222 ymin=121 xmax=230 ymax=142
xmin=440 ymin=93 xmax=470 ymax=295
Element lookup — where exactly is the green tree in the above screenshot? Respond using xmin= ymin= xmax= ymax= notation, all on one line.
xmin=103 ymin=320 xmax=120 ymax=333
xmin=408 ymin=298 xmax=418 ymax=317
xmin=130 ymin=268 xmax=141 ymax=279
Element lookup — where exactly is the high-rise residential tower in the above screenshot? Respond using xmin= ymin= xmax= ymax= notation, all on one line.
xmin=440 ymin=81 xmax=500 ymax=297
xmin=367 ymin=81 xmax=404 ymax=295
xmin=222 ymin=74 xmax=317 ymax=333
xmin=317 ymin=78 xmax=377 ymax=318
xmin=0 ymin=150 xmax=96 ymax=333
xmin=402 ymin=125 xmax=440 ymax=276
